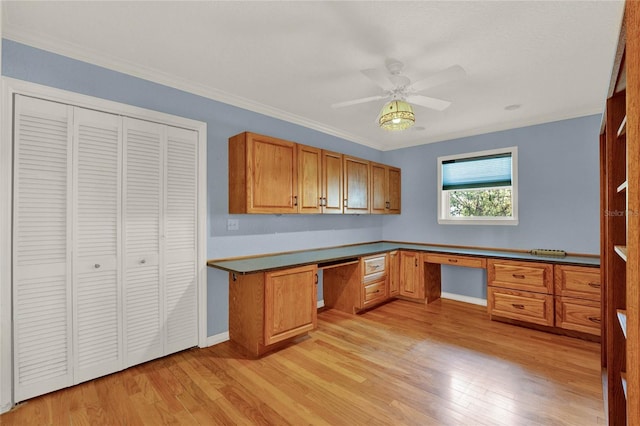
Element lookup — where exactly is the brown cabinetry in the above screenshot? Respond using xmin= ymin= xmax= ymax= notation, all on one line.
xmin=601 ymin=4 xmax=639 ymax=421
xmin=297 ymin=145 xmax=344 ymax=214
xmin=343 ymin=156 xmax=370 ymax=214
xmin=371 ymin=163 xmax=401 ymax=215
xmin=388 ymin=250 xmax=400 ymax=297
xmin=554 ymin=265 xmax=601 ymax=336
xmin=487 ymin=259 xmax=554 ymax=326
xmin=361 ymin=254 xmax=388 ymax=308
xmin=399 ymin=251 xmax=424 ymax=300
xmin=229 ymin=264 xmax=318 ymax=356
xmin=229 ymin=132 xmax=298 ymax=214
xmin=229 ymin=132 xmax=400 ymax=215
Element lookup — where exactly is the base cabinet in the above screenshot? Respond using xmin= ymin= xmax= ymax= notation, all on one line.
xmin=229 ymin=265 xmax=318 ymax=356
xmin=554 ymin=265 xmax=601 ymax=336
xmin=399 ymin=251 xmax=425 ymax=300
xmin=488 ymin=259 xmax=601 ymax=337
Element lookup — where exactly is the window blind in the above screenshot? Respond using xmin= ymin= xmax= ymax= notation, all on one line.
xmin=442 ymin=153 xmax=512 ymax=190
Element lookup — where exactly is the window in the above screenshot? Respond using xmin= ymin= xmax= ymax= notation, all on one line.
xmin=437 ymin=147 xmax=518 ymax=225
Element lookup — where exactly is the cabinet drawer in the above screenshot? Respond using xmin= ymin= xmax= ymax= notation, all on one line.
xmin=423 ymin=253 xmax=486 ymax=268
xmin=363 ymin=280 xmax=387 ymax=307
xmin=362 ymin=255 xmax=387 ymax=281
xmin=487 ymin=259 xmax=553 ymax=294
xmin=555 ymin=297 xmax=601 ymax=336
xmin=488 ymin=287 xmax=554 ymax=326
xmin=554 ymin=265 xmax=601 ymax=301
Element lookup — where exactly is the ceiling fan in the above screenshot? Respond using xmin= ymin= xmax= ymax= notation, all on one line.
xmin=331 ymin=59 xmax=466 ymax=130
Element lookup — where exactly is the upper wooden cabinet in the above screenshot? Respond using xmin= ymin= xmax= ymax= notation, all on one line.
xmin=344 ymin=155 xmax=370 ymax=214
xmin=298 ymin=145 xmax=344 ymax=214
xmin=371 ymin=162 xmax=401 ymax=215
xmin=322 ymin=150 xmax=344 ymax=214
xmin=298 ymin=144 xmax=323 ymax=214
xmin=229 ymin=131 xmax=400 ymax=215
xmin=229 ymin=132 xmax=298 ymax=214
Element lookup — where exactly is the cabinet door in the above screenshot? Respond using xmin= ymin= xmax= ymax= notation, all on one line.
xmin=400 ymin=251 xmax=424 ymax=299
xmin=387 ymin=166 xmax=401 ymax=214
xmin=343 ymin=156 xmax=370 ymax=214
xmin=389 ymin=250 xmax=400 ymax=296
xmin=72 ymin=107 xmax=123 ymax=383
xmin=264 ymin=265 xmax=317 ymax=345
xmin=247 ymin=133 xmax=298 ymax=213
xmin=165 ymin=126 xmax=199 ymax=354
xmin=322 ymin=150 xmax=343 ymax=214
xmin=13 ymin=95 xmax=74 ymax=401
xmin=122 ymin=118 xmax=164 ymax=367
xmin=370 ymin=162 xmax=387 ymax=215
xmin=298 ymin=144 xmax=322 ymax=214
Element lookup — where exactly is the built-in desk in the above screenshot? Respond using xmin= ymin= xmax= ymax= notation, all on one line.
xmin=207 ymin=241 xmax=599 ymax=274
xmin=207 ymin=241 xmax=600 ymax=355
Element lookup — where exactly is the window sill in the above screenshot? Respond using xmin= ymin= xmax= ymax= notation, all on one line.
xmin=438 ymin=218 xmax=519 ymax=226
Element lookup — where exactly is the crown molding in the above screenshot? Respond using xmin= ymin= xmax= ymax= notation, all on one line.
xmin=380 ymin=106 xmax=603 ymax=151
xmin=2 ymin=28 xmax=381 ymax=150
xmin=2 ymin=28 xmax=603 ymax=153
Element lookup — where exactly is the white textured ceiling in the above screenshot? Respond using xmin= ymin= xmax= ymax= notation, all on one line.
xmin=1 ymin=1 xmax=625 ymax=151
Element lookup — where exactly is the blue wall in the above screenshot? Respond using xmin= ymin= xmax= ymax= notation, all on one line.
xmin=2 ymin=39 xmax=601 ymax=330
xmin=381 ymin=115 xmax=601 ymax=298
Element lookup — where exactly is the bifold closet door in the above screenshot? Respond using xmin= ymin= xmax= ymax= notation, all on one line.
xmin=122 ymin=118 xmax=164 ymax=367
xmin=13 ymin=95 xmax=74 ymax=401
xmin=165 ymin=126 xmax=198 ymax=354
xmin=72 ymin=108 xmax=123 ymax=383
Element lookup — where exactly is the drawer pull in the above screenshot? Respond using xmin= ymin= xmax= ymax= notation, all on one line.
xmin=512 ymin=274 xmax=526 ymax=279
xmin=373 ymin=289 xmax=380 ymax=294
xmin=588 ymin=316 xmax=601 ymax=324
xmin=448 ymin=259 xmax=458 ymax=263
xmin=370 ymin=264 xmax=380 ymax=269
xmin=511 ymin=304 xmax=525 ymax=310
xmin=588 ymin=282 xmax=601 ymax=288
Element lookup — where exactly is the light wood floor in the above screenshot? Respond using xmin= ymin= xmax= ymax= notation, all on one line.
xmin=1 ymin=299 xmax=604 ymax=425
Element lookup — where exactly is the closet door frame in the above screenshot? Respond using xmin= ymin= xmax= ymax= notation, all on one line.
xmin=0 ymin=77 xmax=208 ymax=412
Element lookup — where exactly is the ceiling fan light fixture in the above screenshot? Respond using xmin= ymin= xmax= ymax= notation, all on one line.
xmin=379 ymin=100 xmax=415 ymax=131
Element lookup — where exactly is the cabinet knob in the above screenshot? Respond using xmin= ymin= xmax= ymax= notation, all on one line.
xmin=94 ymin=264 xmax=101 ymax=269
xmin=140 ymin=259 xmax=146 ymax=264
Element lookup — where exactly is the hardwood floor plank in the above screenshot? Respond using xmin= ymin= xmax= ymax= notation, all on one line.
xmin=1 ymin=299 xmax=603 ymax=425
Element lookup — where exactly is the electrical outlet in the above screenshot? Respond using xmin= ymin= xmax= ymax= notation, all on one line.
xmin=227 ymin=219 xmax=239 ymax=231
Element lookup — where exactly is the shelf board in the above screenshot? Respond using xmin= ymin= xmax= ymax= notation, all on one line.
xmin=618 ymin=309 xmax=627 ymax=338
xmin=622 ymin=372 xmax=628 ymax=400
xmin=617 ymin=181 xmax=628 ymax=193
xmin=617 ymin=116 xmax=627 ymax=138
xmin=614 ymin=245 xmax=628 ymax=261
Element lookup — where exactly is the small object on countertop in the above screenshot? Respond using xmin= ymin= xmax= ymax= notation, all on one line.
xmin=529 ymin=249 xmax=567 ymax=257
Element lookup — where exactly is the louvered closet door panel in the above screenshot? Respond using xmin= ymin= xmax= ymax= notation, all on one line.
xmin=123 ymin=118 xmax=164 ymax=367
xmin=165 ymin=126 xmax=198 ymax=353
xmin=72 ymin=107 xmax=123 ymax=383
xmin=13 ymin=95 xmax=74 ymax=401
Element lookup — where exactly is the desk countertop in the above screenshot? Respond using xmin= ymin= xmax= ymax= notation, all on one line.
xmin=207 ymin=241 xmax=600 ymax=274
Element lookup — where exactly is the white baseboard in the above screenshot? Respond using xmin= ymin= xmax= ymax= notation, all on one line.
xmin=441 ymin=292 xmax=487 ymax=307
xmin=203 ymin=301 xmax=324 ymax=349
xmin=205 ymin=331 xmax=230 ymax=347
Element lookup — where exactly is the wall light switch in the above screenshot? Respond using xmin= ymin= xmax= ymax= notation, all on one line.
xmin=227 ymin=219 xmax=239 ymax=231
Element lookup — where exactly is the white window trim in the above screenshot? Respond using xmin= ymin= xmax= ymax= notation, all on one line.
xmin=437 ymin=146 xmax=518 ymax=226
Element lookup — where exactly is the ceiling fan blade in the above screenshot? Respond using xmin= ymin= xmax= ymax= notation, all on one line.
xmin=360 ymin=68 xmax=394 ymax=91
xmin=331 ymin=95 xmax=387 ymax=109
xmin=410 ymin=65 xmax=466 ymax=93
xmin=406 ymin=95 xmax=452 ymax=111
